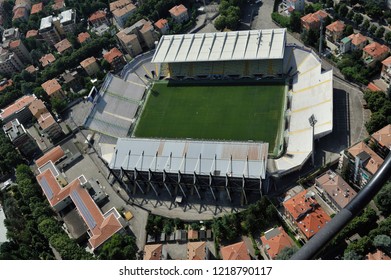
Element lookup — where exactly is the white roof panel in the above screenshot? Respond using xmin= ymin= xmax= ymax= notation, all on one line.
xmin=152 ymin=29 xmax=286 ymax=63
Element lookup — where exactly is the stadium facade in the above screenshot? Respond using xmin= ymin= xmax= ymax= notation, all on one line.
xmin=94 ymin=28 xmax=333 ymax=201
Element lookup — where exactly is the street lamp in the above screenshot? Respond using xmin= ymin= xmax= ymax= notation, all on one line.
xmin=308 ymin=114 xmax=317 ymax=166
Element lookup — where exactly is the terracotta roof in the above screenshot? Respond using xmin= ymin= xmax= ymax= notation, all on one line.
xmin=39 ymin=53 xmax=56 ymax=67
xmin=112 ymin=3 xmax=136 ymax=18
xmin=188 ymin=229 xmax=198 ymax=240
xmin=54 ymin=38 xmax=72 ymax=54
xmin=52 ymin=0 xmax=65 ymax=11
xmin=169 ymin=4 xmax=188 ymax=17
xmin=26 ymin=29 xmax=38 ymax=38
xmin=0 ymin=79 xmax=13 ymax=92
xmin=110 ymin=0 xmax=132 ymax=12
xmin=103 ymin=47 xmax=123 ymax=63
xmin=143 ymin=244 xmax=163 ymax=260
xmin=301 ymin=10 xmax=328 ymax=25
xmin=36 ymin=169 xmax=123 ymax=250
xmin=372 ymin=124 xmax=391 ymax=149
xmin=326 ymin=20 xmax=345 ymax=33
xmin=155 ymin=18 xmax=168 ymax=30
xmin=31 ymin=2 xmax=43 ymax=14
xmin=25 ymin=65 xmax=37 ymax=73
xmin=382 ymin=56 xmax=391 ymax=67
xmin=88 ymin=10 xmax=106 ymax=22
xmin=363 ymin=42 xmax=390 ymax=58
xmin=9 ymin=39 xmax=21 ymax=48
xmin=187 ymin=241 xmax=206 ymax=260
xmin=348 ymin=141 xmax=384 ymax=175
xmin=13 ymin=7 xmax=27 ymax=20
xmin=140 ymin=20 xmax=154 ymax=33
xmin=116 ymin=30 xmax=138 ymax=44
xmin=77 ymin=32 xmax=91 ymax=44
xmin=80 ymin=56 xmax=97 ymax=68
xmin=0 ymin=95 xmax=36 ymax=120
xmin=41 ymin=79 xmax=62 ymax=96
xmin=38 ymin=111 xmax=57 ymax=130
xmin=35 ymin=145 xmax=64 ymax=168
xmin=260 ymin=227 xmax=295 ymax=259
xmin=220 ymin=241 xmax=251 ymax=260
xmin=283 ymin=190 xmax=331 ymax=239
xmin=348 ymin=33 xmax=367 ymax=46
xmin=28 ymin=99 xmax=48 ymax=118
xmin=367 ymin=82 xmax=382 ymax=92
xmin=315 ymin=171 xmax=357 ymax=209
xmin=367 ymin=249 xmax=391 ymax=260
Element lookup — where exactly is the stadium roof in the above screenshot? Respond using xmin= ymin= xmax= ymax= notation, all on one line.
xmin=109 ymin=138 xmax=268 ymax=179
xmin=151 ymin=29 xmax=286 ymax=63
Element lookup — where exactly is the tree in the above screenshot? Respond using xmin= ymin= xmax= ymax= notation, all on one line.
xmin=290 ymin=12 xmax=302 ymax=33
xmin=353 ymin=13 xmax=363 ymax=26
xmin=366 ymin=112 xmax=388 ymax=134
xmin=385 ymin=32 xmax=391 ymax=44
xmin=343 ymin=25 xmax=354 ymax=37
xmin=369 ymin=24 xmax=378 ymax=35
xmin=346 ymin=10 xmax=354 ymax=20
xmin=338 ymin=4 xmax=349 ymax=18
xmin=343 ymin=250 xmax=363 ymax=260
xmin=373 ymin=235 xmax=391 ymax=254
xmin=275 ymin=247 xmax=298 ymax=260
xmin=375 ymin=182 xmax=391 ymax=215
xmin=214 ymin=16 xmax=226 ymax=31
xmin=362 ymin=19 xmax=370 ymax=30
xmin=51 ymin=96 xmax=67 ymax=113
xmin=375 ymin=26 xmax=386 ymax=39
xmin=98 ymin=234 xmax=137 ymax=260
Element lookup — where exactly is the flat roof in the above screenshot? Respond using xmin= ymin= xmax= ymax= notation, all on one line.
xmin=39 ymin=15 xmax=53 ymax=30
xmin=109 ymin=138 xmax=268 ymax=179
xmin=151 ymin=29 xmax=286 ymax=63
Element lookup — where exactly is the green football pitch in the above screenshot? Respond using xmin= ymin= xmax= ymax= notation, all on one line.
xmin=134 ymin=81 xmax=286 ymax=154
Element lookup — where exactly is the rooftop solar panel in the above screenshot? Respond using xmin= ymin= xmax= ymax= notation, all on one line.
xmin=40 ymin=176 xmax=54 ymax=200
xmin=71 ymin=190 xmax=97 ymax=229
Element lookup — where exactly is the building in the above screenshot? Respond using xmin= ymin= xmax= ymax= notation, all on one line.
xmin=283 ymin=189 xmax=331 ymax=240
xmin=54 ymin=38 xmax=72 ymax=54
xmin=0 ymin=79 xmax=13 ymax=92
xmin=41 ymin=79 xmax=65 ymax=100
xmin=370 ymin=124 xmax=391 ymax=159
xmin=103 ymin=47 xmax=126 ymax=72
xmin=116 ymin=30 xmax=142 ymax=57
xmin=381 ymin=56 xmax=391 ymax=84
xmin=37 ymin=112 xmax=62 ymax=139
xmin=80 ymin=57 xmax=100 ymax=76
xmin=88 ymin=10 xmax=109 ymax=28
xmin=13 ymin=0 xmax=31 ymax=22
xmin=139 ymin=20 xmax=159 ymax=49
xmin=35 ymin=150 xmax=124 ymax=250
xmin=220 ymin=241 xmax=251 ymax=260
xmin=301 ymin=10 xmax=328 ymax=31
xmin=6 ymin=39 xmax=31 ymax=63
xmin=315 ymin=170 xmax=357 ymax=211
xmin=325 ymin=20 xmax=345 ymax=43
xmin=3 ymin=119 xmax=37 ymax=157
xmin=188 ymin=229 xmax=198 ymax=240
xmin=363 ymin=42 xmax=390 ymax=68
xmin=39 ymin=53 xmax=56 ymax=68
xmin=61 ymin=70 xmax=82 ymax=92
xmin=2 ymin=27 xmax=20 ymax=43
xmin=59 ymin=9 xmax=76 ymax=34
xmin=0 ymin=95 xmax=36 ymax=124
xmin=110 ymin=0 xmax=137 ymax=29
xmin=282 ymin=0 xmax=305 ymax=14
xmin=261 ymin=227 xmax=295 ymax=259
xmin=35 ymin=145 xmax=65 ymax=168
xmin=343 ymin=141 xmax=384 ymax=188
xmin=169 ymin=4 xmax=189 ymax=24
xmin=25 ymin=65 xmax=37 ymax=74
xmin=143 ymin=244 xmax=167 ymax=260
xmin=339 ymin=33 xmax=367 ymax=54
xmin=52 ymin=0 xmax=65 ymax=11
xmin=366 ymin=250 xmax=391 ymax=260
xmin=187 ymin=241 xmax=208 ymax=260
xmin=31 ymin=2 xmax=43 ymax=15
xmin=154 ymin=18 xmax=169 ymax=35
xmin=77 ymin=32 xmax=91 ymax=44
xmin=39 ymin=16 xmax=61 ymax=45
xmin=29 ymin=99 xmax=48 ymax=118
xmin=26 ymin=29 xmax=38 ymax=38
xmin=0 ymin=48 xmax=24 ymax=74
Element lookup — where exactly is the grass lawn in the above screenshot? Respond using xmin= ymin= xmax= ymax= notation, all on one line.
xmin=134 ymin=81 xmax=286 ymax=153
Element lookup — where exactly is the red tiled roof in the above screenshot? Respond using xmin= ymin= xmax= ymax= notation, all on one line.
xmin=382 ymin=56 xmax=391 ymax=67
xmin=80 ymin=56 xmax=97 ymax=68
xmin=0 ymin=79 xmax=13 ymax=92
xmin=169 ymin=4 xmax=188 ymax=17
xmin=260 ymin=227 xmax=294 ymax=259
xmin=144 ymin=244 xmax=163 ymax=260
xmin=0 ymin=95 xmax=36 ymax=120
xmin=39 ymin=53 xmax=56 ymax=67
xmin=89 ymin=10 xmax=106 ymax=22
xmin=26 ymin=29 xmax=38 ymax=38
xmin=38 ymin=112 xmax=57 ymax=130
xmin=220 ymin=241 xmax=251 ymax=260
xmin=41 ymin=79 xmax=62 ymax=96
xmin=155 ymin=18 xmax=168 ymax=30
xmin=25 ymin=65 xmax=37 ymax=73
xmin=103 ymin=47 xmax=123 ymax=63
xmin=110 ymin=0 xmax=132 ymax=12
xmin=35 ymin=145 xmax=64 ymax=168
xmin=348 ymin=33 xmax=367 ymax=46
xmin=326 ymin=20 xmax=345 ymax=33
xmin=363 ymin=42 xmax=390 ymax=58
xmin=301 ymin=10 xmax=328 ymax=25
xmin=77 ymin=32 xmax=91 ymax=44
xmin=283 ymin=190 xmax=331 ymax=239
xmin=372 ymin=124 xmax=391 ymax=149
xmin=187 ymin=241 xmax=206 ymax=260
xmin=112 ymin=3 xmax=136 ymax=18
xmin=13 ymin=7 xmax=27 ymax=20
xmin=54 ymin=38 xmax=72 ymax=54
xmin=188 ymin=229 xmax=198 ymax=240
xmin=31 ymin=2 xmax=43 ymax=14
xmin=52 ymin=0 xmax=65 ymax=11
xmin=367 ymin=250 xmax=391 ymax=260
xmin=28 ymin=99 xmax=48 ymax=118
xmin=367 ymin=82 xmax=382 ymax=92
xmin=9 ymin=39 xmax=21 ymax=48
xmin=348 ymin=141 xmax=384 ymax=175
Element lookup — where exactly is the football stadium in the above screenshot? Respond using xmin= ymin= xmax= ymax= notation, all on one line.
xmin=86 ymin=28 xmax=333 ymax=203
